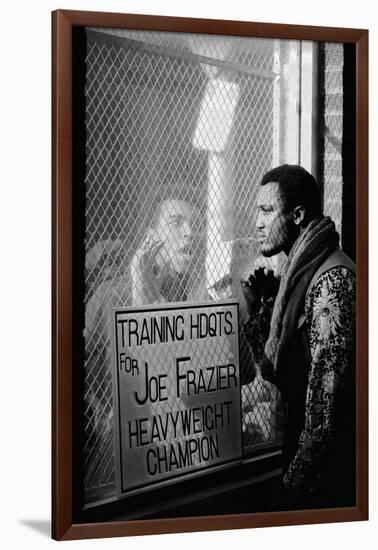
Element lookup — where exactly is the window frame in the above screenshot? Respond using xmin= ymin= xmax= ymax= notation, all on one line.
xmin=52 ymin=9 xmax=368 ymax=540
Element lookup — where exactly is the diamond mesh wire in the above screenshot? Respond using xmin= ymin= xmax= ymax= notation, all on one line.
xmin=83 ymin=28 xmax=282 ymax=502
xmin=322 ymin=44 xmax=344 ymax=238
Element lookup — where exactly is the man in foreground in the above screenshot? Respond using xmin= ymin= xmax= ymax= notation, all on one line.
xmin=244 ymin=164 xmax=356 ymax=508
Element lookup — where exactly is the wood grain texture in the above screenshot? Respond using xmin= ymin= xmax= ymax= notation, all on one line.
xmin=52 ymin=9 xmax=73 ymax=541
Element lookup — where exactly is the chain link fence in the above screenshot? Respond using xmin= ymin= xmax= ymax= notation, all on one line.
xmin=321 ymin=43 xmax=344 ymax=238
xmin=83 ymin=29 xmax=295 ymax=503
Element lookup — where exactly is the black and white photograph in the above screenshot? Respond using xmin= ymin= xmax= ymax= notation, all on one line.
xmin=69 ymin=22 xmax=360 ymax=525
xmin=44 ymin=5 xmax=370 ymax=540
xmin=2 ymin=0 xmax=375 ymax=547
xmin=2 ymin=0 xmax=376 ymax=547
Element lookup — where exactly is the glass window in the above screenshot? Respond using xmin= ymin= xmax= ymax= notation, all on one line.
xmin=83 ymin=28 xmax=323 ymax=504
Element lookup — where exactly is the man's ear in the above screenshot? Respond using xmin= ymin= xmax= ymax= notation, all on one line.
xmin=292 ymin=205 xmax=306 ymax=226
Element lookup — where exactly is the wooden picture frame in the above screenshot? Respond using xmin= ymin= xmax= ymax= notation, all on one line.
xmin=52 ymin=9 xmax=368 ymax=541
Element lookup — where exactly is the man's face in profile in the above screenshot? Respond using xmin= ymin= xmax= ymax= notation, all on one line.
xmin=256 ymin=181 xmax=297 ymax=257
xmin=155 ymin=199 xmax=195 ymax=275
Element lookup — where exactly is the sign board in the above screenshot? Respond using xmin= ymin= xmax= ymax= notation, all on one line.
xmin=111 ymin=302 xmax=242 ymax=495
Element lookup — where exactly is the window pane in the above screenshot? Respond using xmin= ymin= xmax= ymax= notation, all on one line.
xmin=83 ymin=29 xmax=303 ymax=503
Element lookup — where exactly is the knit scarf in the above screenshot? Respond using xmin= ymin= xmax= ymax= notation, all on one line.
xmin=261 ymin=216 xmax=339 ymax=381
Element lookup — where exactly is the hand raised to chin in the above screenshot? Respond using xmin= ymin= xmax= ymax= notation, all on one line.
xmin=131 ymin=230 xmax=171 ymax=305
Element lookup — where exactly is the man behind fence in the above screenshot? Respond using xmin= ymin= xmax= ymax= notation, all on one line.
xmin=85 ymin=199 xmax=207 ymax=421
xmin=243 ymin=164 xmax=356 ymax=508
xmin=84 ymin=194 xmax=268 ymax=490
xmin=84 ymin=198 xmax=209 ymax=484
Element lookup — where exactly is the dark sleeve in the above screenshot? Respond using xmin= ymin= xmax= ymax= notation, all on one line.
xmin=84 ymin=276 xmax=133 ymax=372
xmin=283 ymin=267 xmax=356 ymax=497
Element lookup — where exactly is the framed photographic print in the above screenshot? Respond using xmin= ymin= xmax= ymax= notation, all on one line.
xmin=52 ymin=9 xmax=368 ymax=540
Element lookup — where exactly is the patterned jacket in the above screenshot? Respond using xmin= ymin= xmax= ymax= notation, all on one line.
xmin=281 ymin=249 xmax=356 ymax=502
